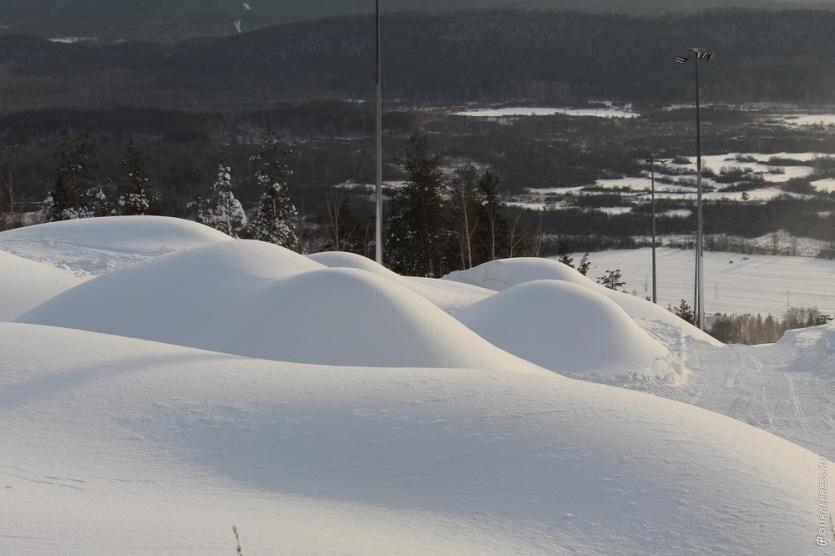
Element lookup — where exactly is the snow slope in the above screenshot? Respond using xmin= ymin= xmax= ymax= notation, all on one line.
xmin=657 ymin=322 xmax=835 ymax=461
xmin=19 ymin=241 xmax=538 ymax=372
xmin=0 ymin=216 xmax=230 ymax=275
xmin=0 ymin=323 xmax=826 ymax=555
xmin=0 ymin=250 xmax=83 ymax=321
xmin=576 ymin=248 xmax=835 ymax=316
xmin=310 ymin=251 xmax=494 ymax=312
xmin=457 ymin=280 xmax=685 ymax=384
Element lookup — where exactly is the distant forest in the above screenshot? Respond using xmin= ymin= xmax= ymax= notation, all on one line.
xmin=1 ymin=1 xmax=829 ymax=41
xmin=3 ymin=10 xmax=835 ymax=108
xmin=2 ymin=8 xmax=835 ymax=255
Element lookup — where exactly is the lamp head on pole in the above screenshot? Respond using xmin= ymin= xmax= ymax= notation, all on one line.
xmin=675 ymin=49 xmax=716 ymax=64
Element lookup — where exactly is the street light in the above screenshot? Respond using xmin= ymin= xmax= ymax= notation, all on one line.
xmin=374 ymin=0 xmax=384 ymax=265
xmin=646 ymin=155 xmax=666 ymax=304
xmin=675 ymin=47 xmax=715 ymax=330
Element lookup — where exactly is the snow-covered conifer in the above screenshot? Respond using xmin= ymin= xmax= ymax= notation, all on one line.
xmin=118 ymin=142 xmax=158 ymax=215
xmin=245 ymin=132 xmax=299 ymax=250
xmin=190 ymin=163 xmax=248 ymax=237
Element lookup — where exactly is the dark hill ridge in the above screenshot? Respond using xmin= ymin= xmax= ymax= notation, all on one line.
xmin=2 ymin=9 xmax=835 ymax=108
xmin=0 ymin=0 xmax=829 ymax=41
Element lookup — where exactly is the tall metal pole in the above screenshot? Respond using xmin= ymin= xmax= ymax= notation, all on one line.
xmin=650 ymin=158 xmax=657 ymax=304
xmin=374 ymin=0 xmax=383 ymax=265
xmin=694 ymin=55 xmax=705 ymax=330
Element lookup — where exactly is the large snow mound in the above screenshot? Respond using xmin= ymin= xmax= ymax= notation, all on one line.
xmin=0 ymin=249 xmax=83 ymax=320
xmin=19 ymin=241 xmax=537 ymax=371
xmin=458 ymin=280 xmax=685 ymax=384
xmin=778 ymin=322 xmax=835 ymax=374
xmin=310 ymin=250 xmax=494 ymax=312
xmin=0 ymin=323 xmax=824 ymax=555
xmin=446 ymin=257 xmax=593 ymax=289
xmin=447 ymin=257 xmax=721 ymax=349
xmin=0 ymin=216 xmax=230 ymax=275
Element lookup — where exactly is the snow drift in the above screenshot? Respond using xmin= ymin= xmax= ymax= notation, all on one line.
xmin=777 ymin=321 xmax=835 ymax=374
xmin=458 ymin=280 xmax=686 ymax=384
xmin=310 ymin=250 xmax=494 ymax=312
xmin=0 ymin=323 xmax=824 ymax=555
xmin=19 ymin=241 xmax=538 ymax=371
xmin=447 ymin=257 xmax=721 ymax=349
xmin=0 ymin=216 xmax=230 ymax=275
xmin=0 ymin=249 xmax=83 ymax=320
xmin=446 ymin=257 xmax=593 ymax=290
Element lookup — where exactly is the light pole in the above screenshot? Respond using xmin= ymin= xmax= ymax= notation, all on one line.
xmin=374 ymin=0 xmax=384 ymax=265
xmin=675 ymin=48 xmax=714 ymax=330
xmin=646 ymin=156 xmax=666 ymax=304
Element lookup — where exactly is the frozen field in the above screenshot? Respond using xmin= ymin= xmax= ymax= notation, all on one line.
xmin=454 ymin=105 xmax=637 ymax=119
xmin=573 ymin=248 xmax=835 ymax=317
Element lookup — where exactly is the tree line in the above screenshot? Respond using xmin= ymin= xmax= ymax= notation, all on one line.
xmin=36 ymin=131 xmax=566 ymax=276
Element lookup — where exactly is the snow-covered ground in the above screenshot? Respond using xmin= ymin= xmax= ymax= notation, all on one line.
xmin=1 ymin=217 xmax=833 ymax=554
xmin=572 ymin=248 xmax=835 ymax=316
xmin=454 ymin=105 xmax=638 ymax=119
xmin=0 ymin=216 xmax=230 ymax=276
xmin=515 ymin=151 xmax=834 ymax=214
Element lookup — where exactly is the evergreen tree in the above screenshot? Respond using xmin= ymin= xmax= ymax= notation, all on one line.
xmin=85 ymin=185 xmax=112 ymax=217
xmin=385 ymin=133 xmax=452 ymax=277
xmin=596 ymin=269 xmax=625 ymax=291
xmin=190 ymin=163 xmax=247 ymax=237
xmin=474 ymin=170 xmax=509 ymax=262
xmin=118 ymin=141 xmax=158 ymax=215
xmin=245 ymin=132 xmax=299 ymax=249
xmin=577 ymin=253 xmax=592 ymax=276
xmin=556 ymin=239 xmax=574 ymax=268
xmin=673 ymin=299 xmax=695 ymax=324
xmin=44 ymin=134 xmax=99 ymax=222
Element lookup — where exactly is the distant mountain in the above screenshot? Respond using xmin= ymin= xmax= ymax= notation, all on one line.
xmin=3 ymin=9 xmax=835 ymax=108
xmin=1 ymin=0 xmax=831 ymax=41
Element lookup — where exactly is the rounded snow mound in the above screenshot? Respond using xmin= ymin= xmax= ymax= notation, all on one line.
xmin=309 ymin=251 xmax=402 ymax=280
xmin=310 ymin=251 xmax=494 ymax=313
xmin=0 ymin=249 xmax=84 ymax=321
xmin=778 ymin=322 xmax=835 ymax=374
xmin=0 ymin=216 xmax=231 ymax=275
xmin=19 ymin=241 xmax=537 ymax=371
xmin=458 ymin=280 xmax=687 ymax=384
xmin=447 ymin=257 xmax=593 ymax=290
xmin=447 ymin=257 xmax=720 ymax=349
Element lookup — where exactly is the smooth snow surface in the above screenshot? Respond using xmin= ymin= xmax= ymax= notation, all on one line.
xmin=0 ymin=250 xmax=83 ymax=320
xmin=574 ymin=248 xmax=835 ymax=316
xmin=310 ymin=251 xmax=494 ymax=312
xmin=0 ymin=216 xmax=230 ymax=275
xmin=19 ymin=241 xmax=536 ymax=371
xmin=446 ymin=257 xmax=720 ymax=347
xmin=458 ymin=280 xmax=684 ymax=384
xmin=446 ymin=257 xmax=593 ymax=289
xmin=0 ymin=323 xmax=826 ymax=555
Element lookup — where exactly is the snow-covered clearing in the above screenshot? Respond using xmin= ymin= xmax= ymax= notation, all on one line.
xmin=572 ymin=248 xmax=835 ymax=316
xmin=1 ymin=217 xmax=833 ymax=554
xmin=454 ymin=105 xmax=638 ymax=119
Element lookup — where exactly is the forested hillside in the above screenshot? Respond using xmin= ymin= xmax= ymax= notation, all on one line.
xmin=2 ymin=10 xmax=835 ymax=110
xmin=1 ymin=0 xmax=827 ymax=41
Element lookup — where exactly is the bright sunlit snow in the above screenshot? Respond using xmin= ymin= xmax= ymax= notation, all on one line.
xmin=0 ymin=217 xmax=832 ymax=555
